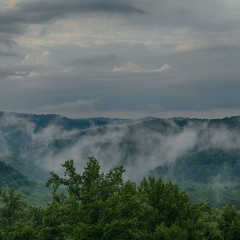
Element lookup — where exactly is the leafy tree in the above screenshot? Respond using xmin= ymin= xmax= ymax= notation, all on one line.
xmin=218 ymin=205 xmax=240 ymax=240
xmin=138 ymin=176 xmax=191 ymax=227
xmin=100 ymin=180 xmax=154 ymax=239
xmin=45 ymin=157 xmax=126 ymax=238
xmin=46 ymin=157 xmax=125 ymax=205
xmin=153 ymin=223 xmax=188 ymax=240
xmin=0 ymin=189 xmax=38 ymax=240
xmin=0 ymin=226 xmax=37 ymax=240
xmin=0 ymin=188 xmax=25 ymax=228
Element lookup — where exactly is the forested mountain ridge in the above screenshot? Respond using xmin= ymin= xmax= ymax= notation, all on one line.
xmin=152 ymin=148 xmax=240 ymax=184
xmin=0 ymin=111 xmax=133 ymax=132
xmin=1 ymin=111 xmax=240 ymax=184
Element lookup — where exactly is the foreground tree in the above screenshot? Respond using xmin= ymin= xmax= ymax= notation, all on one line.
xmin=44 ymin=157 xmax=207 ymax=239
xmin=0 ymin=189 xmax=37 ymax=240
xmin=0 ymin=188 xmax=25 ymax=228
xmin=44 ymin=157 xmax=126 ymax=238
xmin=3 ymin=157 xmax=240 ymax=239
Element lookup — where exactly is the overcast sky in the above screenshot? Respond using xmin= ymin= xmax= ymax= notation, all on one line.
xmin=1 ymin=0 xmax=240 ymax=119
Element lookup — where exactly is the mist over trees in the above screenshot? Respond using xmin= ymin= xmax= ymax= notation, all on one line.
xmin=2 ymin=111 xmax=240 ymax=183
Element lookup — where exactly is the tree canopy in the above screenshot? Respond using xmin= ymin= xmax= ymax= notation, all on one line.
xmin=1 ymin=157 xmax=240 ymax=239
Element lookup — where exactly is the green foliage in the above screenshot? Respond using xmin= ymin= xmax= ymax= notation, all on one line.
xmin=44 ymin=157 xmax=205 ymax=239
xmin=138 ymin=177 xmax=190 ymax=227
xmin=218 ymin=205 xmax=240 ymax=240
xmin=72 ymin=223 xmax=102 ymax=240
xmin=0 ymin=159 xmax=53 ymax=206
xmin=0 ymin=189 xmax=25 ymax=228
xmin=102 ymin=219 xmax=143 ymax=240
xmin=178 ymin=182 xmax=240 ymax=209
xmin=0 ymin=160 xmax=35 ymax=189
xmin=153 ymin=223 xmax=188 ymax=240
xmin=0 ymin=226 xmax=37 ymax=240
xmin=46 ymin=157 xmax=125 ymax=204
xmin=1 ymin=157 xmax=240 ymax=239
xmin=152 ymin=148 xmax=240 ymax=184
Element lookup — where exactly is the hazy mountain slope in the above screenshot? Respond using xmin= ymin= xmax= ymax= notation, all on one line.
xmin=1 ymin=111 xmax=240 ymax=184
xmin=152 ymin=148 xmax=240 ymax=184
xmin=0 ymin=158 xmax=52 ymax=205
xmin=0 ymin=159 xmax=35 ymax=189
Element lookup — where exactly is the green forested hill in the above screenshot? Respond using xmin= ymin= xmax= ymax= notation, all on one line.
xmin=0 ymin=160 xmax=51 ymax=206
xmin=152 ymin=148 xmax=240 ymax=184
xmin=150 ymin=148 xmax=240 ymax=208
xmin=0 ymin=160 xmax=35 ymax=189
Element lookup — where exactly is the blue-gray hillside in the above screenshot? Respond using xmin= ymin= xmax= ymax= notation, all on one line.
xmin=1 ymin=111 xmax=240 ymax=185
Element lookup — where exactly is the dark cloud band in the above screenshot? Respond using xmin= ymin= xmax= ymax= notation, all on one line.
xmin=0 ymin=0 xmax=145 ymax=33
xmin=0 ymin=68 xmax=30 ymax=79
xmin=0 ymin=0 xmax=146 ymax=46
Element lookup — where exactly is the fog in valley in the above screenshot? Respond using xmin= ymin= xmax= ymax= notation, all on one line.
xmin=0 ymin=112 xmax=240 ymax=181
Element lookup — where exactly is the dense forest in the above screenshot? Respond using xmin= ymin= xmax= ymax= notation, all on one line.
xmin=1 ymin=157 xmax=240 ymax=239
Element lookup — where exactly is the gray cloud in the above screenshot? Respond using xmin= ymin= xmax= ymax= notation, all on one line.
xmin=0 ymin=0 xmax=145 ymax=36
xmin=15 ymin=0 xmax=146 ymax=17
xmin=0 ymin=0 xmax=238 ymax=39
xmin=128 ymin=0 xmax=240 ymax=32
xmin=171 ymin=44 xmax=240 ymax=56
xmin=0 ymin=33 xmax=17 ymax=48
xmin=67 ymin=53 xmax=118 ymax=67
xmin=113 ymin=62 xmax=171 ymax=73
xmin=0 ymin=50 xmax=21 ymax=57
xmin=0 ymin=0 xmax=146 ymax=55
xmin=0 ymin=68 xmax=30 ymax=79
xmin=0 ymin=0 xmax=240 ymax=118
xmin=36 ymin=98 xmax=100 ymax=113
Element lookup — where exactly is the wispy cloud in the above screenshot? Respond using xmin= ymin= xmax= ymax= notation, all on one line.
xmin=113 ymin=63 xmax=171 ymax=73
xmin=35 ymin=98 xmax=100 ymax=113
xmin=21 ymin=51 xmax=58 ymax=67
xmin=3 ymin=113 xmax=240 ymax=181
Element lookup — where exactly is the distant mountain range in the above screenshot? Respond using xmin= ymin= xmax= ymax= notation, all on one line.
xmin=1 ymin=111 xmax=240 ymax=185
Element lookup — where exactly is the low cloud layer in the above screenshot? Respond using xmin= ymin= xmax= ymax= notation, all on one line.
xmin=1 ymin=113 xmax=240 ymax=181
